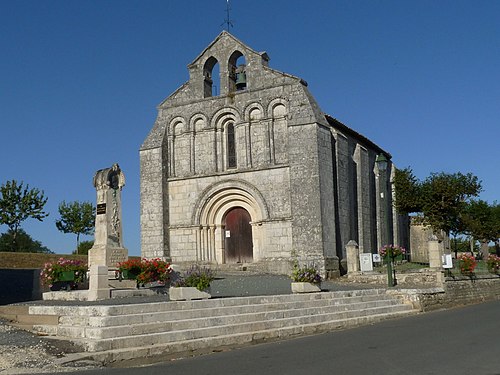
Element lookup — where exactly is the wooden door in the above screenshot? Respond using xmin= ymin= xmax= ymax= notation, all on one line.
xmin=224 ymin=207 xmax=253 ymax=263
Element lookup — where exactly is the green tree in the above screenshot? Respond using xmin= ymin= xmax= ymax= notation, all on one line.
xmin=420 ymin=172 xmax=481 ymax=236
xmin=462 ymin=200 xmax=500 ymax=258
xmin=393 ymin=167 xmax=422 ymax=214
xmin=55 ymin=201 xmax=95 ymax=252
xmin=74 ymin=240 xmax=94 ymax=255
xmin=393 ymin=170 xmax=482 ymax=238
xmin=0 ymin=180 xmax=49 ymax=251
xmin=0 ymin=229 xmax=53 ymax=253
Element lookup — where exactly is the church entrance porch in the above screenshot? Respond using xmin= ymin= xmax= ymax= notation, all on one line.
xmin=192 ymin=180 xmax=268 ymax=265
xmin=224 ymin=207 xmax=253 ymax=263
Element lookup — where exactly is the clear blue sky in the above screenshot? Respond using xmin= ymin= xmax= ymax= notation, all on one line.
xmin=1 ymin=1 xmax=499 ymax=256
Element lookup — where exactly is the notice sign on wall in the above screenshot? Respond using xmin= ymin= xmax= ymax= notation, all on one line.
xmin=442 ymin=254 xmax=453 ymax=269
xmin=360 ymin=253 xmax=374 ymax=272
xmin=225 ymin=230 xmax=231 ymax=238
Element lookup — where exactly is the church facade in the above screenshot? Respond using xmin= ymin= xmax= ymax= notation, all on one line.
xmin=140 ymin=32 xmax=407 ymax=276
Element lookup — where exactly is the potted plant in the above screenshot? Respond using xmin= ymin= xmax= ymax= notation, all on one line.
xmin=458 ymin=253 xmax=478 ymax=276
xmin=378 ymin=244 xmax=406 ymax=262
xmin=290 ymin=263 xmax=322 ymax=293
xmin=486 ymin=254 xmax=500 ymax=275
xmin=117 ymin=258 xmax=143 ymax=280
xmin=40 ymin=258 xmax=87 ymax=291
xmin=117 ymin=258 xmax=172 ymax=287
xmin=169 ymin=265 xmax=216 ymax=301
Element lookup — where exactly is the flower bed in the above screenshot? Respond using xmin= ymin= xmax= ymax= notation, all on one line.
xmin=486 ymin=254 xmax=500 ymax=274
xmin=171 ymin=265 xmax=216 ymax=291
xmin=40 ymin=258 xmax=87 ymax=289
xmin=458 ymin=253 xmax=478 ymax=275
xmin=117 ymin=258 xmax=172 ymax=285
xmin=291 ymin=264 xmax=322 ymax=284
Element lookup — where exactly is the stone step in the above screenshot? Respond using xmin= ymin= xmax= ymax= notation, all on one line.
xmin=86 ymin=309 xmax=418 ymax=364
xmin=29 ymin=289 xmax=388 ymax=318
xmin=39 ymin=296 xmax=400 ymax=337
xmin=30 ymin=292 xmax=391 ymax=333
xmin=23 ymin=289 xmax=419 ymax=363
xmin=64 ymin=300 xmax=407 ymax=340
xmin=0 ymin=305 xmax=59 ymax=329
xmin=54 ymin=293 xmax=391 ymax=329
xmin=82 ymin=303 xmax=413 ymax=352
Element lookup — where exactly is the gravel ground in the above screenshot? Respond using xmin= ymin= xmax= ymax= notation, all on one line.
xmin=0 ymin=318 xmax=102 ymax=374
xmin=0 ymin=274 xmax=377 ymax=373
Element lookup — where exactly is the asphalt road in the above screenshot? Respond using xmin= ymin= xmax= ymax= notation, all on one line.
xmin=75 ymin=300 xmax=500 ymax=375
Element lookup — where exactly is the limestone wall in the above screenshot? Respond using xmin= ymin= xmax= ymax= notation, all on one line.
xmin=409 ymin=276 xmax=500 ymax=312
xmin=140 ymin=32 xmax=404 ymax=273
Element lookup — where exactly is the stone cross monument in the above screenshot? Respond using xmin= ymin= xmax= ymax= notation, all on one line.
xmin=88 ymin=163 xmax=128 ymax=268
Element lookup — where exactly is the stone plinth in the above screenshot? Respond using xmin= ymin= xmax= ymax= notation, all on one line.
xmin=291 ymin=282 xmax=321 ymax=293
xmin=169 ymin=287 xmax=211 ymax=301
xmin=87 ymin=265 xmax=110 ymax=301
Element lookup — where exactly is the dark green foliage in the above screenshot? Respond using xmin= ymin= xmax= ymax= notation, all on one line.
xmin=0 ymin=180 xmax=49 ymax=251
xmin=393 ymin=167 xmax=422 ymax=214
xmin=462 ymin=200 xmax=500 ymax=243
xmin=420 ymin=172 xmax=481 ymax=235
xmin=73 ymin=240 xmax=94 ymax=255
xmin=450 ymin=236 xmax=476 ymax=254
xmin=56 ymin=201 xmax=95 ymax=252
xmin=0 ymin=229 xmax=53 ymax=253
xmin=393 ymin=169 xmax=482 ymax=236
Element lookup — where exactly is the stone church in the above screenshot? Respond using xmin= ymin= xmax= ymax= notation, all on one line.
xmin=140 ymin=32 xmax=407 ymax=276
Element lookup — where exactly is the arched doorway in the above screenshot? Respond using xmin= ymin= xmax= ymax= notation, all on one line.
xmin=224 ymin=207 xmax=253 ymax=263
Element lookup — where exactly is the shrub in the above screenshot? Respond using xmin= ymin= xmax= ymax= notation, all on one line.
xmin=172 ymin=265 xmax=216 ymax=291
xmin=458 ymin=253 xmax=478 ymax=275
xmin=486 ymin=254 xmax=500 ymax=274
xmin=74 ymin=240 xmax=93 ymax=255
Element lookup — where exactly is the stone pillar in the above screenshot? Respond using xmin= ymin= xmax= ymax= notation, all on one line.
xmin=87 ymin=265 xmax=110 ymax=301
xmin=88 ymin=163 xmax=128 ymax=268
xmin=346 ymin=240 xmax=360 ymax=273
xmin=428 ymin=235 xmax=443 ymax=269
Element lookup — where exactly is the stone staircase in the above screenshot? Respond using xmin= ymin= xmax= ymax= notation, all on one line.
xmin=23 ymin=289 xmax=418 ymax=364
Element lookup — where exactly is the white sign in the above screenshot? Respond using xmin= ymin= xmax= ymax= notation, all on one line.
xmin=225 ymin=230 xmax=231 ymax=238
xmin=442 ymin=254 xmax=453 ymax=269
xmin=360 ymin=253 xmax=373 ymax=272
xmin=372 ymin=254 xmax=382 ymax=263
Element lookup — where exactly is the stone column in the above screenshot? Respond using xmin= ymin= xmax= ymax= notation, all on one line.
xmin=88 ymin=163 xmax=128 ymax=268
xmin=346 ymin=240 xmax=360 ymax=273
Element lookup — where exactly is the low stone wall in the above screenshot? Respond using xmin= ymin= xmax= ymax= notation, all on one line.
xmin=390 ymin=275 xmax=500 ymax=312
xmin=421 ymin=275 xmax=500 ymax=311
xmin=346 ymin=270 xmax=443 ymax=287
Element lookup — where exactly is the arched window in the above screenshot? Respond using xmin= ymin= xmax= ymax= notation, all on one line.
xmin=228 ymin=51 xmax=247 ymax=92
xmin=227 ymin=123 xmax=237 ymax=168
xmin=203 ymin=57 xmax=220 ymax=98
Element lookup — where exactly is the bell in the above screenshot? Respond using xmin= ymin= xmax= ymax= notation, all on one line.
xmin=235 ymin=71 xmax=247 ymax=90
